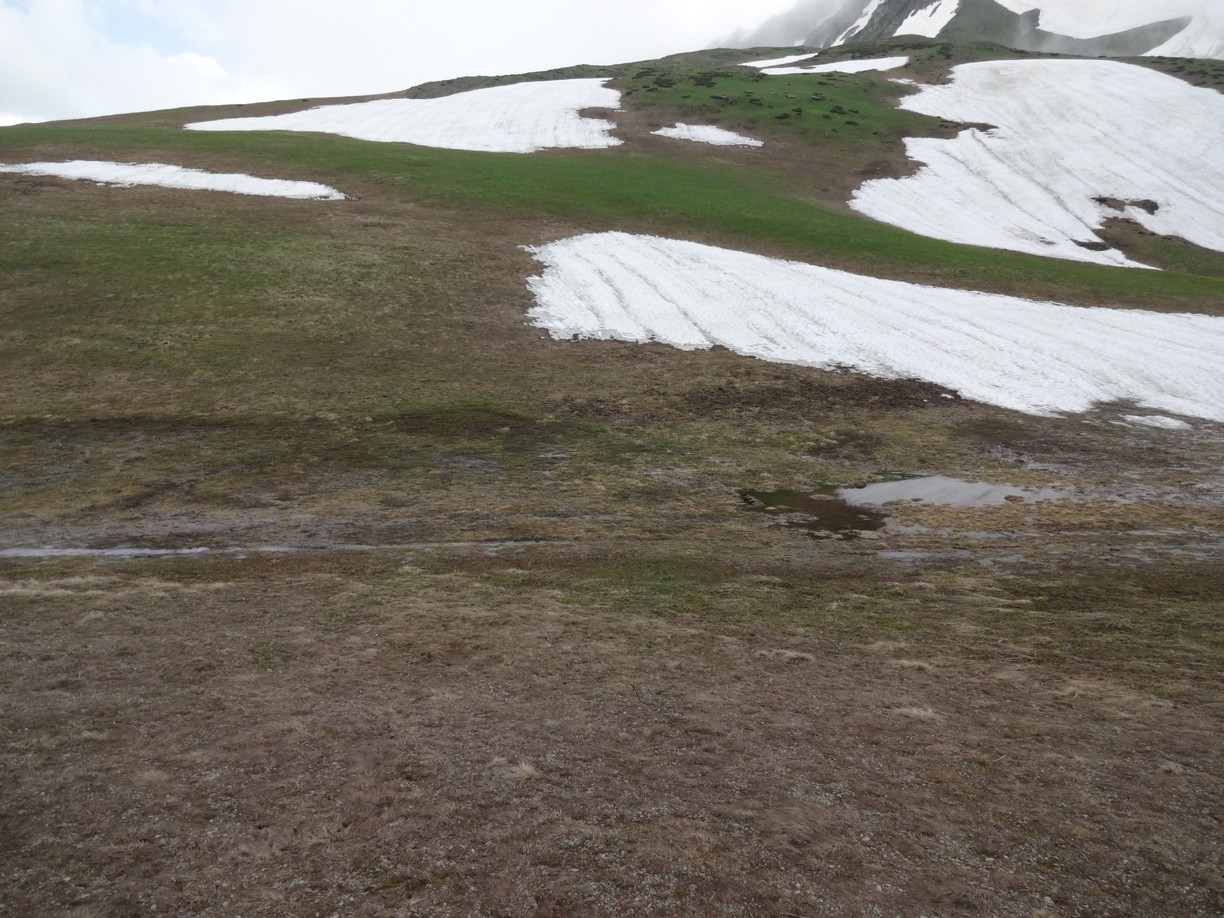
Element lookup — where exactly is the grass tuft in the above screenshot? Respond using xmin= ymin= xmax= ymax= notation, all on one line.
xmin=892 ymin=706 xmax=943 ymax=722
xmin=503 ymin=761 xmax=542 ymax=782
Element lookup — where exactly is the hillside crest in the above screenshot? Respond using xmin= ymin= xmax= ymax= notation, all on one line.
xmin=733 ymin=0 xmax=1222 ymax=59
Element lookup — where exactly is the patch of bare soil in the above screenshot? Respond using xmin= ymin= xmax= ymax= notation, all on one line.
xmin=1094 ymin=216 xmax=1224 ymax=279
xmin=677 ymin=369 xmax=963 ymax=417
xmin=1 ymin=557 xmax=1220 ymax=917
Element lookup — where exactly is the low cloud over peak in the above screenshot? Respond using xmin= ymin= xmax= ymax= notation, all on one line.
xmin=0 ymin=0 xmax=797 ymax=123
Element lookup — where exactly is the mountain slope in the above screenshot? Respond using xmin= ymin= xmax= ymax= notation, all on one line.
xmin=1 ymin=41 xmax=1223 ymax=918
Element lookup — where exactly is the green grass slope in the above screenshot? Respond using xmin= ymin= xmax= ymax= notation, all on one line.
xmin=2 ymin=44 xmax=1222 ymax=523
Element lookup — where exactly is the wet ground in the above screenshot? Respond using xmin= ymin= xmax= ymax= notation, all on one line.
xmin=740 ymin=475 xmax=1073 ymax=538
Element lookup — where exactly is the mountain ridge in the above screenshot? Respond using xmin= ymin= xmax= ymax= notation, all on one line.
xmin=734 ymin=0 xmax=1223 ymax=59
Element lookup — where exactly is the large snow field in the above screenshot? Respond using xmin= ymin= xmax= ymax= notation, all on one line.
xmin=757 ymin=56 xmax=910 ymax=76
xmin=851 ymin=59 xmax=1224 ymax=267
xmin=186 ymin=79 xmax=622 ymax=154
xmin=526 ymin=232 xmax=1224 ymax=422
xmin=991 ymin=1 xmax=1224 ymax=58
xmin=652 ymin=123 xmax=763 ymax=147
xmin=0 ymin=160 xmax=345 ymax=199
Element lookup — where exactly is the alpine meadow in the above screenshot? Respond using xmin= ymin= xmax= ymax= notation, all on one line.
xmin=2 ymin=1 xmax=1223 ymax=915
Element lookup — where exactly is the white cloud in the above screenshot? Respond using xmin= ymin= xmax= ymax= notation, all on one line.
xmin=165 ymin=52 xmax=230 ymax=80
xmin=0 ymin=0 xmax=797 ymax=123
xmin=0 ymin=0 xmax=280 ymax=123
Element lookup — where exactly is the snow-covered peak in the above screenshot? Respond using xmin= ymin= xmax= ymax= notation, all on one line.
xmin=992 ymin=1 xmax=1223 ymax=57
xmin=737 ymin=0 xmax=1223 ymax=60
xmin=992 ymin=1 xmax=1199 ymax=38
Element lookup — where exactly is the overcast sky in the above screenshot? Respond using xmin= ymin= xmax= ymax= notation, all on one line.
xmin=0 ymin=0 xmax=801 ymax=125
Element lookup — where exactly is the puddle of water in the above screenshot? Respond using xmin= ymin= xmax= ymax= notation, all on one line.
xmin=838 ymin=476 xmax=1068 ymax=508
xmin=740 ymin=476 xmax=1069 ymax=537
xmin=738 ymin=489 xmax=887 ymax=536
xmin=0 ymin=547 xmax=217 ymax=559
xmin=0 ymin=540 xmax=560 ymax=561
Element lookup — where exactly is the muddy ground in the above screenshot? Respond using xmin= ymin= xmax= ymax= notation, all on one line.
xmin=3 ymin=396 xmax=1222 ymax=917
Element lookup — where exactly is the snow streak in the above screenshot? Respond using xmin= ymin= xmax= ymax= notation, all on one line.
xmin=836 ymin=0 xmax=888 ymax=45
xmin=758 ymin=55 xmax=909 ymax=75
xmin=895 ymin=1 xmax=962 ymax=38
xmin=652 ymin=123 xmax=763 ymax=147
xmin=0 ymin=160 xmax=345 ymax=199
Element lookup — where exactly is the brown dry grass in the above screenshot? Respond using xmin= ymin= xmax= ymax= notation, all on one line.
xmin=2 ymin=553 xmax=1221 ymax=917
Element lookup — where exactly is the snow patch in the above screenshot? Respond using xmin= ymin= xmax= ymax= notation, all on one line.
xmin=0 ymin=160 xmax=346 ymax=200
xmin=525 ymin=232 xmax=1224 ymax=423
xmin=835 ymin=0 xmax=888 ymax=45
xmin=761 ymin=56 xmax=909 ymax=75
xmin=652 ymin=123 xmax=763 ymax=147
xmin=894 ymin=1 xmax=962 ymax=38
xmin=186 ymin=79 xmax=623 ymax=154
xmin=1123 ymin=415 xmax=1192 ymax=430
xmin=850 ymin=59 xmax=1224 ymax=266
